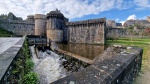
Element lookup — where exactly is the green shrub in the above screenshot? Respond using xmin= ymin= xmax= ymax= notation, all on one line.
xmin=22 ymin=72 xmax=38 ymax=84
xmin=25 ymin=59 xmax=34 ymax=73
xmin=0 ymin=27 xmax=14 ymax=37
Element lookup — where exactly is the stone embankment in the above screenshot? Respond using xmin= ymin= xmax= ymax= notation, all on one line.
xmin=52 ymin=45 xmax=143 ymax=84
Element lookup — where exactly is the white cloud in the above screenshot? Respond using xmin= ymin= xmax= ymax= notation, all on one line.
xmin=0 ymin=0 xmax=132 ymax=20
xmin=120 ymin=14 xmax=136 ymax=25
xmin=120 ymin=21 xmax=125 ymax=25
xmin=134 ymin=0 xmax=150 ymax=8
xmin=127 ymin=14 xmax=137 ymax=20
xmin=115 ymin=18 xmax=119 ymax=22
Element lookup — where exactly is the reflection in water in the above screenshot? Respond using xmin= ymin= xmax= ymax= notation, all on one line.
xmin=57 ymin=43 xmax=105 ymax=60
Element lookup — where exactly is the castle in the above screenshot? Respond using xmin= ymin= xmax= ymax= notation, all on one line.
xmin=0 ymin=9 xmax=106 ymax=44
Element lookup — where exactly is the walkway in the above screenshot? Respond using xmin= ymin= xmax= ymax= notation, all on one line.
xmin=0 ymin=37 xmax=21 ymax=54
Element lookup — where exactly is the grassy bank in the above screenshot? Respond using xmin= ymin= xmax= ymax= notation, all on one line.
xmin=0 ymin=27 xmax=14 ymax=37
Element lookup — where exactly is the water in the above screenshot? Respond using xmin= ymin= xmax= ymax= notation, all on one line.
xmin=31 ymin=46 xmax=90 ymax=84
xmin=31 ymin=48 xmax=67 ymax=84
xmin=57 ymin=43 xmax=105 ymax=60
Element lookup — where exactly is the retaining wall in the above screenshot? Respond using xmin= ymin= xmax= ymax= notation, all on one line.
xmin=0 ymin=37 xmax=25 ymax=83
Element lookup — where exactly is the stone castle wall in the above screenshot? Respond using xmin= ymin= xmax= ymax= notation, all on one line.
xmin=0 ymin=11 xmax=106 ymax=44
xmin=66 ymin=18 xmax=106 ymax=44
xmin=0 ymin=13 xmax=34 ymax=35
xmin=106 ymin=28 xmax=127 ymax=38
xmin=0 ymin=20 xmax=34 ymax=35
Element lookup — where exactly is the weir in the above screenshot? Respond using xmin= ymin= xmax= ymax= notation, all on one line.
xmin=31 ymin=46 xmax=90 ymax=83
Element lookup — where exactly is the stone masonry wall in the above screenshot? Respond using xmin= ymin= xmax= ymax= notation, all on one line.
xmin=66 ymin=18 xmax=106 ymax=44
xmin=0 ymin=21 xmax=34 ymax=35
xmin=52 ymin=46 xmax=143 ymax=84
xmin=106 ymin=28 xmax=127 ymax=38
xmin=0 ymin=13 xmax=35 ymax=35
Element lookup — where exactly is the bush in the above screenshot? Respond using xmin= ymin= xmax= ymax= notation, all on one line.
xmin=22 ymin=72 xmax=38 ymax=84
xmin=25 ymin=59 xmax=34 ymax=73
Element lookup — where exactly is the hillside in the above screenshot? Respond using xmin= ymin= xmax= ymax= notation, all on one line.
xmin=0 ymin=27 xmax=14 ymax=37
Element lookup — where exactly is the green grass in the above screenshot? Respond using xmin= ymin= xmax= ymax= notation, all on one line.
xmin=107 ymin=38 xmax=150 ymax=45
xmin=0 ymin=27 xmax=14 ymax=37
xmin=106 ymin=38 xmax=150 ymax=70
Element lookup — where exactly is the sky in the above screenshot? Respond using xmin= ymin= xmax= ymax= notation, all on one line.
xmin=0 ymin=0 xmax=150 ymax=24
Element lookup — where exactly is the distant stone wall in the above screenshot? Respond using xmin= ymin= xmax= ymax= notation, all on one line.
xmin=106 ymin=28 xmax=127 ymax=38
xmin=0 ymin=13 xmax=35 ymax=36
xmin=66 ymin=18 xmax=106 ymax=44
xmin=0 ymin=21 xmax=34 ymax=35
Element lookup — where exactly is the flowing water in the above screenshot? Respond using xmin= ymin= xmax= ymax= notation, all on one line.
xmin=31 ymin=44 xmax=91 ymax=84
xmin=31 ymin=48 xmax=67 ymax=84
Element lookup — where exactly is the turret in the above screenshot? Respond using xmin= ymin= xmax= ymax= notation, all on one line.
xmin=34 ymin=14 xmax=46 ymax=35
xmin=26 ymin=15 xmax=34 ymax=22
xmin=46 ymin=9 xmax=66 ymax=42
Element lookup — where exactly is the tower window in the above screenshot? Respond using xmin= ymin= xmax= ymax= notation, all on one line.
xmin=14 ymin=26 xmax=15 ymax=28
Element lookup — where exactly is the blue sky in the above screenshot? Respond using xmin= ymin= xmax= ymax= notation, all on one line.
xmin=0 ymin=0 xmax=150 ymax=24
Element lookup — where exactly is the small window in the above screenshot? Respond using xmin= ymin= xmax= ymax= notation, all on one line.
xmin=14 ymin=26 xmax=15 ymax=28
xmin=20 ymin=27 xmax=21 ymax=28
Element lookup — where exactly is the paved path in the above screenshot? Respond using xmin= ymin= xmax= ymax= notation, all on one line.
xmin=134 ymin=69 xmax=150 ymax=84
xmin=0 ymin=37 xmax=21 ymax=54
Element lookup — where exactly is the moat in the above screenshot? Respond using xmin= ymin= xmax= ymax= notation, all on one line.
xmin=57 ymin=43 xmax=106 ymax=60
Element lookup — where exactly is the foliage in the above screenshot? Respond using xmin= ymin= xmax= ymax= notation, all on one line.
xmin=25 ymin=59 xmax=34 ymax=73
xmin=0 ymin=27 xmax=14 ymax=37
xmin=21 ymin=38 xmax=38 ymax=83
xmin=144 ymin=28 xmax=150 ymax=37
xmin=0 ymin=14 xmax=8 ymax=20
xmin=22 ymin=72 xmax=38 ymax=84
xmin=9 ymin=37 xmax=38 ymax=83
xmin=23 ymin=39 xmax=31 ymax=58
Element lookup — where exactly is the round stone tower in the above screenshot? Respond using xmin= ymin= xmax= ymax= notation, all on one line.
xmin=34 ymin=14 xmax=46 ymax=35
xmin=46 ymin=9 xmax=65 ymax=42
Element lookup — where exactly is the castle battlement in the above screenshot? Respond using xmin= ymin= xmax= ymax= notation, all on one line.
xmin=0 ymin=10 xmax=106 ymax=44
xmin=34 ymin=14 xmax=46 ymax=20
xmin=66 ymin=18 xmax=106 ymax=26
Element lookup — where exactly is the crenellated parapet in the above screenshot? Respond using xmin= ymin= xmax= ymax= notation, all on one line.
xmin=66 ymin=18 xmax=106 ymax=26
xmin=46 ymin=9 xmax=64 ymax=19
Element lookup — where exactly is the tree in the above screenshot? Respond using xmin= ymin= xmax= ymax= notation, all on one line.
xmin=145 ymin=28 xmax=150 ymax=37
xmin=126 ymin=25 xmax=134 ymax=44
